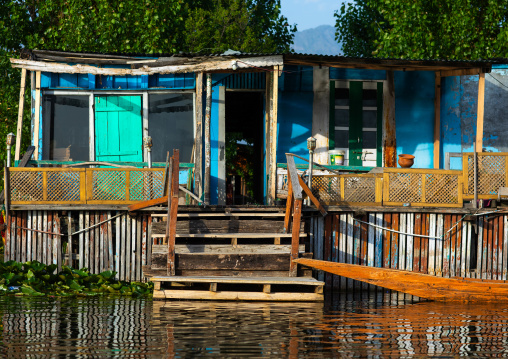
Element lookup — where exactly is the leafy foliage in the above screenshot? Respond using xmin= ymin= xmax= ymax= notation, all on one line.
xmin=0 ymin=261 xmax=153 ymax=297
xmin=335 ymin=0 xmax=508 ymax=59
xmin=0 ymin=0 xmax=296 ymax=191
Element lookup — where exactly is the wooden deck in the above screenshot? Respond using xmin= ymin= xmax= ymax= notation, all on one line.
xmin=151 ymin=276 xmax=324 ymax=301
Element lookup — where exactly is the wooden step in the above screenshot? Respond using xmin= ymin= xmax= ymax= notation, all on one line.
xmin=150 ymin=219 xmax=304 ymax=235
xmin=152 ymin=244 xmax=305 ymax=254
xmin=152 ymin=213 xmax=286 ymax=218
xmin=152 ymin=233 xmax=307 ymax=238
xmin=150 ymin=276 xmax=324 ymax=301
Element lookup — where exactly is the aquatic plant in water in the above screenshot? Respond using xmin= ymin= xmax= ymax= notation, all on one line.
xmin=0 ymin=261 xmax=153 ymax=297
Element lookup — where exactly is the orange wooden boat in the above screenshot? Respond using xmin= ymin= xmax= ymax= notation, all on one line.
xmin=293 ymin=258 xmax=508 ymax=302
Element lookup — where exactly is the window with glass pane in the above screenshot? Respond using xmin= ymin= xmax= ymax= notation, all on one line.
xmin=335 ymin=88 xmax=349 ymax=106
xmin=363 ymin=89 xmax=377 ymax=107
xmin=42 ymin=95 xmax=89 ymax=161
xmin=363 ymin=131 xmax=377 ymax=148
xmin=148 ymin=93 xmax=194 ymax=163
xmin=335 ymin=109 xmax=349 ymax=127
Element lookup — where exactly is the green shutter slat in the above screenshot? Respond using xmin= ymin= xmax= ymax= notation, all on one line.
xmin=329 ymin=81 xmax=335 ymax=150
xmin=349 ymin=81 xmax=363 ymax=166
xmin=376 ymin=82 xmax=383 ymax=167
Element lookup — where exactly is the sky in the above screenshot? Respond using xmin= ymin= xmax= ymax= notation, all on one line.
xmin=280 ymin=0 xmax=347 ymax=31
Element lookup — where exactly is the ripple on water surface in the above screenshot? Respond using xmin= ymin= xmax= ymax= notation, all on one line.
xmin=1 ymin=294 xmax=508 ymax=357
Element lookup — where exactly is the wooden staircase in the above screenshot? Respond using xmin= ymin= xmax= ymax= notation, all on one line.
xmin=135 ymin=150 xmax=324 ymax=301
xmin=143 ymin=207 xmax=323 ymax=301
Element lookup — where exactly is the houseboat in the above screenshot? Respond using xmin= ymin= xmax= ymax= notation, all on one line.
xmin=4 ymin=50 xmax=508 ymax=300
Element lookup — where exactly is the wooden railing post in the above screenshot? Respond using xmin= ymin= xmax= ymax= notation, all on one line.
xmin=286 ymin=154 xmax=303 ymax=277
xmin=167 ymin=149 xmax=180 ymax=276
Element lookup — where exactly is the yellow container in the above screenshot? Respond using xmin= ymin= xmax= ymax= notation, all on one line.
xmin=329 ymin=150 xmax=345 ymax=165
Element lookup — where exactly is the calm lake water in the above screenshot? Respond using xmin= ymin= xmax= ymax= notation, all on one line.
xmin=1 ymin=293 xmax=508 ymax=357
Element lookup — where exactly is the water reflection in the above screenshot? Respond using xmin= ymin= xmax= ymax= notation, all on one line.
xmin=1 ymin=295 xmax=508 ymax=357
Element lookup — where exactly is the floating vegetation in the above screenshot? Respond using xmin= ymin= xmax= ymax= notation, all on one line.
xmin=0 ymin=261 xmax=153 ymax=297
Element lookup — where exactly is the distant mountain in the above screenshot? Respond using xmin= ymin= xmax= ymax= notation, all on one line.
xmin=292 ymin=25 xmax=342 ymax=56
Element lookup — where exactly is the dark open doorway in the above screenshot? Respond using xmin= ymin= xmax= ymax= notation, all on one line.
xmin=225 ymin=91 xmax=264 ymax=205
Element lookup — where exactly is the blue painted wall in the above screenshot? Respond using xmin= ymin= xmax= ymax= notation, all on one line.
xmin=394 ymin=71 xmax=435 ymax=169
xmin=276 ymin=66 xmax=313 ymax=165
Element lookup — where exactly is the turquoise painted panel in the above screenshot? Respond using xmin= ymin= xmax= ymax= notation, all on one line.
xmin=210 ymin=81 xmax=222 ymax=204
xmin=395 ymin=71 xmax=434 ymax=169
xmin=95 ymin=96 xmax=143 ymax=162
xmin=276 ymin=91 xmax=313 ymax=164
xmin=149 ymin=73 xmax=196 ymax=89
xmin=329 ymin=68 xmax=386 ymax=81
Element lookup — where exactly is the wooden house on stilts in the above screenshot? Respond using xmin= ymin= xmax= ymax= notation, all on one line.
xmin=5 ymin=50 xmax=508 ymax=300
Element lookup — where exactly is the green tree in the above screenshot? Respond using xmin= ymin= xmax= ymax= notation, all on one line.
xmin=335 ymin=0 xmax=508 ymax=59
xmin=0 ymin=0 xmax=295 ymax=192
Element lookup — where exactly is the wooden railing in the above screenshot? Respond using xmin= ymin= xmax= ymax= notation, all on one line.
xmin=8 ymin=163 xmax=194 ymax=205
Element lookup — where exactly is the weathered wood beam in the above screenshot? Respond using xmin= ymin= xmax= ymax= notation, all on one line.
xmin=15 ymin=68 xmax=27 ymax=161
xmin=383 ymin=71 xmax=396 ymax=167
xmin=476 ymin=73 xmax=485 ymax=152
xmin=194 ymin=73 xmax=203 ymax=201
xmin=167 ymin=150 xmax=179 ymax=276
xmin=10 ymin=56 xmax=284 ymax=75
xmin=269 ymin=66 xmax=280 ymax=204
xmin=434 ymin=73 xmax=441 ymax=169
xmin=204 ymin=73 xmax=211 ymax=205
xmin=438 ymin=68 xmax=490 ymax=77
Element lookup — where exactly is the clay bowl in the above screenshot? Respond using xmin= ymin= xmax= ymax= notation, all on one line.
xmin=398 ymin=154 xmax=415 ymax=168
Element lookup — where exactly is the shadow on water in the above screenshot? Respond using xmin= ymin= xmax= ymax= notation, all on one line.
xmin=1 ymin=294 xmax=508 ymax=357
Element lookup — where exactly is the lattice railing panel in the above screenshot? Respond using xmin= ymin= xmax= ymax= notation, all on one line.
xmin=47 ymin=171 xmax=82 ymax=201
xmin=384 ymin=169 xmax=462 ymax=207
xmin=9 ymin=171 xmax=44 ymax=202
xmin=343 ymin=176 xmax=377 ymax=203
xmin=91 ymin=171 xmax=127 ymax=201
xmin=130 ymin=170 xmax=164 ymax=201
xmin=425 ymin=173 xmax=460 ymax=204
xmin=465 ymin=153 xmax=507 ymax=198
xmin=311 ymin=175 xmax=341 ymax=203
xmin=386 ymin=172 xmax=422 ymax=203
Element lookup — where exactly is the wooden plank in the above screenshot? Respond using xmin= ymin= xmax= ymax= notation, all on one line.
xmin=127 ymin=195 xmax=169 ymax=212
xmin=383 ymin=71 xmax=396 ymax=167
xmin=150 ymin=219 xmax=296 ymax=235
xmin=167 ymin=150 xmax=180 ymax=275
xmin=120 ymin=214 xmax=126 ymax=281
xmin=398 ymin=213 xmax=406 ymax=270
xmin=136 ymin=215 xmax=142 ymax=281
xmin=84 ymin=212 xmax=89 ymax=270
xmin=152 ymin=244 xmax=305 ymax=254
xmin=153 ymin=253 xmax=293 ymax=271
xmin=115 ymin=214 xmax=120 ymax=276
xmin=324 ymin=214 xmax=332 ymax=288
xmin=100 ymin=212 xmax=105 ymax=272
xmin=289 ymin=198 xmax=303 ymax=277
xmin=428 ymin=214 xmax=436 ymax=276
xmin=155 ymin=290 xmax=323 ymax=302
xmin=33 ymin=71 xmax=41 ymax=159
xmin=147 ymin=215 xmax=152 ymax=266
xmin=131 ymin=213 xmax=137 ymax=280
xmin=108 ymin=211 xmax=113 ymax=271
xmin=413 ymin=213 xmax=422 ymax=272
xmin=503 ymin=215 xmax=508 ymax=280
xmin=435 ymin=214 xmax=444 ymax=276
xmin=27 ymin=211 xmax=32 ymax=262
xmin=126 ymin=214 xmax=131 ymax=281
xmin=285 ymin=155 xmax=302 ymax=200
xmin=194 ymin=73 xmax=203 ymax=200
xmin=42 ymin=211 xmax=48 ymax=264
xmin=150 ymin=276 xmax=324 ymax=285
xmin=270 ymin=67 xmax=279 ymax=204
xmin=434 ymin=72 xmax=441 ymax=169
xmin=142 ymin=215 xmax=147 ymax=268
xmin=476 ymin=73 xmax=485 ymax=151
xmin=406 ymin=213 xmax=414 ymax=271
xmin=293 ymin=258 xmax=508 ymax=302
xmin=487 ymin=217 xmax=493 ymax=279
xmin=90 ymin=212 xmax=95 ymax=272
xmin=449 ymin=214 xmax=457 ymax=278
xmin=33 ymin=211 xmax=38 ymax=263
xmin=11 ymin=56 xmax=284 ymax=76
xmin=391 ymin=213 xmax=399 ymax=269
xmin=493 ymin=216 xmax=500 ymax=280
xmin=67 ymin=212 xmax=72 ymax=267
xmin=332 ymin=214 xmax=340 ymax=290
xmin=5 ymin=213 xmax=12 ymax=261
xmin=14 ymin=68 xmax=27 ymax=161
xmin=94 ymin=213 xmax=100 ymax=273
xmin=55 ymin=213 xmax=61 ymax=270
xmin=16 ymin=212 xmax=22 ymax=263
xmin=383 ymin=213 xmax=391 ymax=268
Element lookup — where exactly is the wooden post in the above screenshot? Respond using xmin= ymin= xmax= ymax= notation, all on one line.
xmin=204 ymin=73 xmax=212 ymax=204
xmin=383 ymin=71 xmax=396 ymax=167
xmin=33 ymin=71 xmax=41 ymax=159
xmin=476 ymin=73 xmax=485 ymax=152
xmin=15 ymin=68 xmax=27 ymax=161
xmin=290 ymin=199 xmax=302 ymax=277
xmin=269 ymin=66 xmax=279 ymax=204
xmin=283 ymin=177 xmax=294 ymax=233
xmin=434 ymin=73 xmax=441 ymax=169
xmin=167 ymin=150 xmax=179 ymax=276
xmin=195 ymin=73 xmax=203 ymax=201
xmin=166 ymin=157 xmax=173 ymax=273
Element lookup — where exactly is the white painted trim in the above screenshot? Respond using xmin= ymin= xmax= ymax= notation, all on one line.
xmin=142 ymin=93 xmax=149 ymax=161
xmin=89 ymin=94 xmax=95 ymax=161
xmin=217 ymin=86 xmax=226 ymax=205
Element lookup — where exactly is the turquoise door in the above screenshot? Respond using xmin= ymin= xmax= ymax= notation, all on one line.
xmin=95 ymin=96 xmax=143 ymax=162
